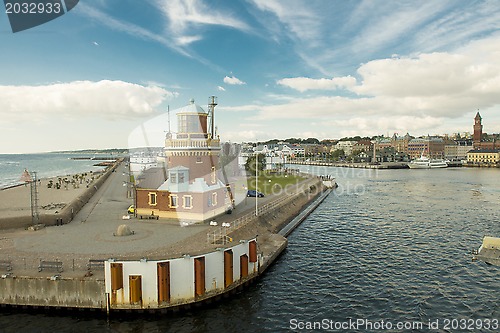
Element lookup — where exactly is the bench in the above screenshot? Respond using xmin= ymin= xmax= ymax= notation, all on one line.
xmin=38 ymin=260 xmax=63 ymax=273
xmin=87 ymin=259 xmax=105 ymax=271
xmin=0 ymin=260 xmax=12 ymax=271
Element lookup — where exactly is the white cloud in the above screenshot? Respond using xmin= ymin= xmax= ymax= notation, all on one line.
xmin=277 ymin=76 xmax=357 ymax=92
xmin=155 ymin=0 xmax=250 ymax=44
xmin=223 ymin=76 xmax=246 ymax=85
xmin=217 ymin=86 xmax=226 ymax=92
xmin=0 ymin=80 xmax=177 ymax=123
xmin=250 ymin=0 xmax=319 ymax=42
xmin=228 ymin=35 xmax=500 ymax=138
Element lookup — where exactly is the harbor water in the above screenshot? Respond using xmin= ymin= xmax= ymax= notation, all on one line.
xmin=0 ymin=163 xmax=499 ymax=332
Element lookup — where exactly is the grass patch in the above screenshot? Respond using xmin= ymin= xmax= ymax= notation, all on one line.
xmin=243 ymin=171 xmax=306 ymax=195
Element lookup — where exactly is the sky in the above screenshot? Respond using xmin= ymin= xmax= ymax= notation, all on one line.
xmin=1 ymin=0 xmax=500 ymax=153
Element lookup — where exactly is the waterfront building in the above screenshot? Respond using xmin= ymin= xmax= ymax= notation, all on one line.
xmin=135 ymin=98 xmax=232 ymax=222
xmin=391 ymin=133 xmax=412 ymax=154
xmin=334 ymin=141 xmax=356 ymax=155
xmin=466 ymin=149 xmax=500 ymax=166
xmin=444 ymin=139 xmax=473 ymax=161
xmin=473 ymin=112 xmax=483 ymax=148
xmin=291 ymin=144 xmax=305 ymax=156
xmin=407 ymin=136 xmax=445 ymax=160
xmin=472 ymin=112 xmax=499 ymax=150
xmin=352 ymin=140 xmax=373 ymax=153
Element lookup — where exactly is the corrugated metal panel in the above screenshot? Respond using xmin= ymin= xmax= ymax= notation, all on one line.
xmin=157 ymin=262 xmax=170 ymax=304
xmin=224 ymin=250 xmax=233 ymax=288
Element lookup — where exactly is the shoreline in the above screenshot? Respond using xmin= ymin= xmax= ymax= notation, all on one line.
xmin=0 ymin=160 xmax=121 ymax=230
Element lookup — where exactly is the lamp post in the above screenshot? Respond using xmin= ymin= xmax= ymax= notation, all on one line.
xmin=255 ymin=153 xmax=258 ymax=217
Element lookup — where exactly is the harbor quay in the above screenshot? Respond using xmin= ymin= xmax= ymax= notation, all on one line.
xmin=0 ymin=158 xmax=330 ymax=314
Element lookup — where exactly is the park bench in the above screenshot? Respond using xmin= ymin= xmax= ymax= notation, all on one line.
xmin=38 ymin=260 xmax=63 ymax=273
xmin=87 ymin=259 xmax=105 ymax=271
xmin=0 ymin=260 xmax=12 ymax=271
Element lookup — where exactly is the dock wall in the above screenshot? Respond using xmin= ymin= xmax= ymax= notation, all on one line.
xmin=0 ymin=277 xmax=105 ymax=309
xmin=0 ymin=177 xmax=331 ymax=314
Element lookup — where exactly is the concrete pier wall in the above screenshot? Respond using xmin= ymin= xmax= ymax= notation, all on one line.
xmin=0 ymin=177 xmax=330 ymax=313
xmin=0 ymin=277 xmax=106 ymax=309
xmin=105 ymin=238 xmax=259 ymax=310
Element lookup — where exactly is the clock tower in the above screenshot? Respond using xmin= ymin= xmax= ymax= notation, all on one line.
xmin=473 ymin=112 xmax=482 ymax=148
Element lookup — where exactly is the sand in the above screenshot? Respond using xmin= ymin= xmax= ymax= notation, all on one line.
xmin=0 ymin=173 xmax=103 ymax=219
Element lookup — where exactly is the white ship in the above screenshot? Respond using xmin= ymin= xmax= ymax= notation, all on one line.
xmin=408 ymin=155 xmax=448 ymax=169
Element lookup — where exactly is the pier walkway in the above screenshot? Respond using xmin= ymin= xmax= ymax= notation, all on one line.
xmin=0 ymin=161 xmax=319 ymax=278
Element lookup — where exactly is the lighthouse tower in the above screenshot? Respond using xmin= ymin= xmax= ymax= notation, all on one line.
xmin=135 ymin=98 xmax=230 ymax=222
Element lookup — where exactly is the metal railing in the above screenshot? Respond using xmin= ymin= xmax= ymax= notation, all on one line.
xmin=206 ymin=177 xmax=320 ymax=245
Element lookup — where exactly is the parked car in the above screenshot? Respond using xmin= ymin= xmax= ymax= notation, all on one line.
xmin=127 ymin=205 xmax=135 ymax=214
xmin=246 ymin=190 xmax=264 ymax=197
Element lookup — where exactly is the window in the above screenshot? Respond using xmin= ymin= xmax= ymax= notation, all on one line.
xmin=149 ymin=192 xmax=157 ymax=206
xmin=183 ymin=195 xmax=193 ymax=209
xmin=169 ymin=195 xmax=178 ymax=208
xmin=170 ymin=173 xmax=177 ymax=184
xmin=179 ymin=172 xmax=185 ymax=184
xmin=211 ymin=166 xmax=216 ymax=184
xmin=196 ymin=157 xmax=202 ymax=164
xmin=212 ymin=192 xmax=217 ymax=206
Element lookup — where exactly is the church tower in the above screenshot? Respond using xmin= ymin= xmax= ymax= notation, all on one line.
xmin=473 ymin=112 xmax=483 ymax=148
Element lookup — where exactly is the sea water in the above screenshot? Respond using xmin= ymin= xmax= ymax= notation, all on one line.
xmin=0 ymin=153 xmax=110 ymax=189
xmin=0 ymin=165 xmax=498 ymax=332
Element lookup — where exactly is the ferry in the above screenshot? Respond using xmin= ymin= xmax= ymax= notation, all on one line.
xmin=408 ymin=155 xmax=448 ymax=169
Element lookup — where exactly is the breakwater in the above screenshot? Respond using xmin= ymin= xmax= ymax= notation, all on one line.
xmin=287 ymin=160 xmax=409 ymax=169
xmin=0 ymin=175 xmax=331 ymax=314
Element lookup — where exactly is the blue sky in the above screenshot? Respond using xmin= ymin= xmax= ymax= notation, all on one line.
xmin=1 ymin=0 xmax=500 ymax=153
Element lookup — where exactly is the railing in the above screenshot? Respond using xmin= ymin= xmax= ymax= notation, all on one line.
xmin=0 ymin=256 xmax=109 ymax=275
xmin=206 ymin=177 xmax=320 ymax=245
xmin=165 ymin=138 xmax=221 ymax=149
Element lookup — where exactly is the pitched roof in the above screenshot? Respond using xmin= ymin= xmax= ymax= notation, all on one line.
xmin=136 ymin=167 xmax=168 ymax=189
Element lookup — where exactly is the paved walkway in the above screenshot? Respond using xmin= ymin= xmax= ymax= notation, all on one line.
xmin=0 ymin=162 xmax=283 ymax=275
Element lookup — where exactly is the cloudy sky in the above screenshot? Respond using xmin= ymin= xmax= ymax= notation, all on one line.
xmin=1 ymin=0 xmax=500 ymax=153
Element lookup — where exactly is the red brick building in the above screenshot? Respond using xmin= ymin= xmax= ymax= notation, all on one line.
xmin=473 ymin=112 xmax=499 ymax=150
xmin=135 ymin=98 xmax=231 ymax=222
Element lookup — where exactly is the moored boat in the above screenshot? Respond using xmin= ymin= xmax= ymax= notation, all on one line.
xmin=408 ymin=155 xmax=448 ymax=169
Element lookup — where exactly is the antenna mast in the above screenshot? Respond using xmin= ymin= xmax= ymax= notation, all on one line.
xmin=208 ymin=96 xmax=218 ymax=139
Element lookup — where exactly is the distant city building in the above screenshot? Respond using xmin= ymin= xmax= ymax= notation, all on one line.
xmin=444 ymin=139 xmax=473 ymax=161
xmin=334 ymin=141 xmax=356 ymax=155
xmin=467 ymin=149 xmax=500 ymax=165
xmin=472 ymin=112 xmax=499 ymax=150
xmin=408 ymin=136 xmax=445 ymax=160
xmin=352 ymin=140 xmax=373 ymax=153
xmin=391 ymin=133 xmax=412 ymax=154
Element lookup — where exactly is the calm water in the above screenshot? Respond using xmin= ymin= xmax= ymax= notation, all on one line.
xmin=1 ymin=165 xmax=499 ymax=332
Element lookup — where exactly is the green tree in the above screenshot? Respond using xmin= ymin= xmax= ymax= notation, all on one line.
xmin=331 ymin=149 xmax=345 ymax=160
xmin=245 ymin=154 xmax=266 ymax=173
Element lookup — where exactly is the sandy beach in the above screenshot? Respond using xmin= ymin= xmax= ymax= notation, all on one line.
xmin=0 ymin=175 xmax=100 ymax=219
